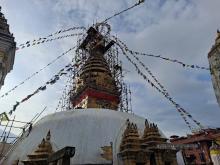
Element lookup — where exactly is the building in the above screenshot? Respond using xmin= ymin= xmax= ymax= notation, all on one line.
xmin=170 ymin=128 xmax=220 ymax=165
xmin=0 ymin=25 xmax=178 ymax=165
xmin=0 ymin=6 xmax=16 ymax=89
xmin=208 ymin=30 xmax=220 ymax=106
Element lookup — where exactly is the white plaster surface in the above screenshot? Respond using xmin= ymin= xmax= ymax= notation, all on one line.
xmin=1 ymin=109 xmax=159 ymax=165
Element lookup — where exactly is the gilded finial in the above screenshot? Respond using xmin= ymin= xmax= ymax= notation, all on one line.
xmin=131 ymin=123 xmax=134 ymax=129
xmin=46 ymin=130 xmax=51 ymax=141
xmin=215 ymin=29 xmax=220 ymax=44
xmin=126 ymin=119 xmax=129 ymax=124
xmin=40 ymin=138 xmax=45 ymax=146
xmin=127 ymin=122 xmax=131 ymax=128
xmin=217 ymin=29 xmax=220 ymax=37
xmin=134 ymin=124 xmax=137 ymax=130
xmin=145 ymin=119 xmax=149 ymax=127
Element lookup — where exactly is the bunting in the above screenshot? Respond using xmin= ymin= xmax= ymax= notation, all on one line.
xmin=102 ymin=0 xmax=144 ymax=23
xmin=0 ymin=46 xmax=76 ymax=100
xmin=112 ymin=35 xmax=209 ymax=71
xmin=16 ymin=33 xmax=83 ymax=50
xmin=8 ymin=63 xmax=75 ymax=115
xmin=16 ymin=26 xmax=85 ymax=50
xmin=116 ymin=41 xmax=203 ymax=131
xmin=55 ymin=73 xmax=74 ymax=112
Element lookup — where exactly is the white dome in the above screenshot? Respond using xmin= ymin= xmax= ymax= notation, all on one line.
xmin=2 ymin=109 xmax=165 ymax=165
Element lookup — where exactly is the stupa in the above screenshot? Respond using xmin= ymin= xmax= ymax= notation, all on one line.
xmin=1 ymin=24 xmax=178 ymax=165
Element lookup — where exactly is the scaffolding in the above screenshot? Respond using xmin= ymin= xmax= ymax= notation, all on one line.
xmin=0 ymin=107 xmax=47 ymax=161
xmin=54 ymin=23 xmax=132 ymax=113
xmin=73 ymin=23 xmax=132 ymax=112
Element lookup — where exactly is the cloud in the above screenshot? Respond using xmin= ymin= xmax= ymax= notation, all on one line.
xmin=0 ymin=0 xmax=220 ymax=138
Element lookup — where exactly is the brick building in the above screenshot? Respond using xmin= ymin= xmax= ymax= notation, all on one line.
xmin=170 ymin=128 xmax=220 ymax=165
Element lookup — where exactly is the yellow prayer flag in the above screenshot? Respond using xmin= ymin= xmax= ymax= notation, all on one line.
xmin=0 ymin=112 xmax=9 ymax=121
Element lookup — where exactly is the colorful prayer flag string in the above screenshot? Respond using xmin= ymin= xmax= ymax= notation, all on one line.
xmin=0 ymin=46 xmax=76 ymax=100
xmin=116 ymin=41 xmax=203 ymax=131
xmin=17 ymin=33 xmax=83 ymax=50
xmin=8 ymin=63 xmax=75 ymax=115
xmin=111 ymin=35 xmax=209 ymax=71
xmin=16 ymin=26 xmax=86 ymax=50
xmin=101 ymin=0 xmax=145 ymax=23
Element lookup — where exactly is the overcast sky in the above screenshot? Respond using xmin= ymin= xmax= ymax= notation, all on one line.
xmin=0 ymin=0 xmax=220 ymax=137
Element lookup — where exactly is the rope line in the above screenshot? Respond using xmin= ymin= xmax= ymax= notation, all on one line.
xmin=111 ymin=36 xmax=209 ymax=71
xmin=132 ymin=50 xmax=209 ymax=70
xmin=101 ymin=0 xmax=145 ymax=23
xmin=8 ymin=63 xmax=75 ymax=115
xmin=113 ymin=36 xmax=204 ymax=129
xmin=17 ymin=33 xmax=82 ymax=50
xmin=0 ymin=46 xmax=76 ymax=99
xmin=116 ymin=41 xmax=202 ymax=131
xmin=16 ymin=26 xmax=85 ymax=50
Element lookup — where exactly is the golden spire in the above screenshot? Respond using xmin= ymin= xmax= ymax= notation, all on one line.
xmin=46 ymin=130 xmax=51 ymax=141
xmin=71 ymin=27 xmax=120 ymax=110
xmin=78 ymin=50 xmax=118 ymax=94
xmin=215 ymin=29 xmax=220 ymax=44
